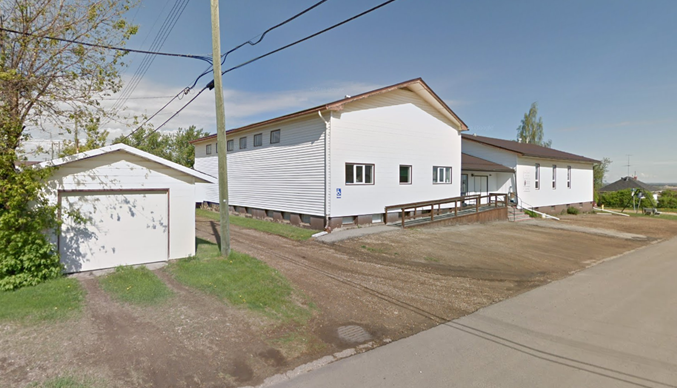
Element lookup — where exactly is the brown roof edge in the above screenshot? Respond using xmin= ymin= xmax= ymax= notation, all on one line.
xmin=190 ymin=78 xmax=468 ymax=144
xmin=462 ymin=134 xmax=599 ymax=164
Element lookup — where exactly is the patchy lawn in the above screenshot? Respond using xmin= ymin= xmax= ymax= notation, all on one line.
xmin=27 ymin=375 xmax=105 ymax=388
xmin=0 ymin=277 xmax=84 ymax=323
xmin=167 ymin=239 xmax=313 ymax=322
xmin=196 ymin=208 xmax=316 ymax=241
xmin=99 ymin=266 xmax=173 ymax=306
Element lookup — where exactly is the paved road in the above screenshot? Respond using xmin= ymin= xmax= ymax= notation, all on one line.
xmin=272 ymin=237 xmax=677 ymax=388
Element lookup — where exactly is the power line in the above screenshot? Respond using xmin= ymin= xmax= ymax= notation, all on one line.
xmin=109 ymin=0 xmax=192 ymax=115
xmin=139 ymin=86 xmax=209 ymax=141
xmin=119 ymin=88 xmax=190 ymax=141
xmin=0 ymin=26 xmax=211 ymax=62
xmin=120 ymin=0 xmax=398 ymax=141
xmin=221 ymin=0 xmax=398 ymax=77
xmin=189 ymin=0 xmax=330 ymax=89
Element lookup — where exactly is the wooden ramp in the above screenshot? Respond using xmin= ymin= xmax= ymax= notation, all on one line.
xmin=385 ymin=194 xmax=509 ymax=228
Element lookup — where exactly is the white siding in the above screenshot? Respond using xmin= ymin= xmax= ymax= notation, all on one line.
xmin=45 ymin=151 xmax=197 ymax=262
xmin=329 ymin=89 xmax=462 ymax=217
xmin=193 ymin=116 xmax=326 ymax=216
xmin=462 ymin=171 xmax=513 ymax=197
xmin=516 ymin=157 xmax=594 ymax=208
xmin=461 ymin=139 xmax=518 ymax=168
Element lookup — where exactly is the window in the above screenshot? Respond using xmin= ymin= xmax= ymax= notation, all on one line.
xmin=461 ymin=174 xmax=468 ymax=195
xmin=239 ymin=137 xmax=247 ymax=149
xmin=433 ymin=166 xmax=452 ymax=184
xmin=535 ymin=163 xmax=540 ymax=190
xmin=270 ymin=129 xmax=281 ymax=144
xmin=227 ymin=139 xmax=234 ymax=151
xmin=567 ymin=166 xmax=572 ymax=188
xmin=399 ymin=165 xmax=412 ymax=184
xmin=253 ymin=133 xmax=263 ymax=147
xmin=345 ymin=163 xmax=374 ymax=184
xmin=552 ymin=165 xmax=557 ymax=189
xmin=206 ymin=144 xmax=212 ymax=155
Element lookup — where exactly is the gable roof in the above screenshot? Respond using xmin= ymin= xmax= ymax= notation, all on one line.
xmin=462 ymin=134 xmax=599 ymax=164
xmin=462 ymin=153 xmax=514 ymax=173
xmin=599 ymin=177 xmax=659 ymax=192
xmin=38 ymin=144 xmax=216 ymax=183
xmin=191 ymin=78 xmax=468 ymax=144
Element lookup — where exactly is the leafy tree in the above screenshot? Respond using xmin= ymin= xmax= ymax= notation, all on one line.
xmin=0 ymin=0 xmax=138 ymax=289
xmin=593 ymin=157 xmax=612 ymax=192
xmin=658 ymin=190 xmax=677 ymax=209
xmin=517 ymin=102 xmax=551 ymax=147
xmin=59 ymin=118 xmax=109 ymax=157
xmin=114 ymin=125 xmax=209 ymax=168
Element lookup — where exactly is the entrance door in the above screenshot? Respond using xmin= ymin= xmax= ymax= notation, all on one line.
xmin=474 ymin=176 xmax=489 ymax=203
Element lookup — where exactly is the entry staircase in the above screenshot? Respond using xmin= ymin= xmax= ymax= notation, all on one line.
xmin=509 ymin=206 xmax=531 ymax=222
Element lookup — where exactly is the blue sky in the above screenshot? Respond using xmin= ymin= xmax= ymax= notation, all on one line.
xmin=33 ymin=0 xmax=677 ymax=182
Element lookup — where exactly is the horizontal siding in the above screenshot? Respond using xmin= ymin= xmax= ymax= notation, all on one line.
xmin=193 ymin=116 xmax=326 ymax=216
xmin=330 ymin=89 xmax=462 ymax=216
xmin=516 ymin=158 xmax=594 ymax=208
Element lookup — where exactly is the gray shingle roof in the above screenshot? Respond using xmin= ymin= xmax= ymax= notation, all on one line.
xmin=599 ymin=177 xmax=659 ymax=192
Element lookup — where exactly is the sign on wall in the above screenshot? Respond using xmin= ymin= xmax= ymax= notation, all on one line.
xmin=523 ymin=172 xmax=531 ymax=192
xmin=336 ymin=188 xmax=342 ymax=199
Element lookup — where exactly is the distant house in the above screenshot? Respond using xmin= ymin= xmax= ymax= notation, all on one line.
xmin=191 ymin=78 xmax=468 ymax=230
xmin=40 ymin=144 xmax=215 ymax=273
xmin=600 ymin=177 xmax=660 ymax=201
xmin=461 ymin=134 xmax=599 ymax=213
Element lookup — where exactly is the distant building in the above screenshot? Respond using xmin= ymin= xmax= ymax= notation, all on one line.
xmin=600 ymin=177 xmax=660 ymax=201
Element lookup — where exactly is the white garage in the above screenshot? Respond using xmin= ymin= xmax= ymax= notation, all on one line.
xmin=41 ymin=144 xmax=215 ymax=273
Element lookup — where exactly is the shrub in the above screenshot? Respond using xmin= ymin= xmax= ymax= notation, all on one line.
xmin=658 ymin=190 xmax=677 ymax=209
xmin=567 ymin=206 xmax=580 ymax=215
xmin=598 ymin=189 xmax=656 ymax=209
xmin=0 ymin=153 xmax=62 ymax=291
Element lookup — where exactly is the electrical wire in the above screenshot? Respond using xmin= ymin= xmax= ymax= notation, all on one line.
xmin=119 ymin=88 xmax=189 ymax=141
xmin=120 ymin=0 xmax=398 ymax=141
xmin=221 ymin=0 xmax=397 ymax=77
xmin=110 ymin=0 xmax=192 ymax=115
xmin=0 ymin=26 xmax=211 ymax=62
xmin=188 ymin=0 xmax=330 ymax=90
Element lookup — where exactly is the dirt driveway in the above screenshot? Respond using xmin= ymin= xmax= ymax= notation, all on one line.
xmin=3 ymin=214 xmax=676 ymax=387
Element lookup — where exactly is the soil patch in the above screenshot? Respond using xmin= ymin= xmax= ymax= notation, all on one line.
xmin=3 ymin=214 xmax=674 ymax=387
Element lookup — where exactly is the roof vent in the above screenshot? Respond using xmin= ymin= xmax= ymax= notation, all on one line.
xmin=518 ymin=138 xmax=522 ymax=143
xmin=344 ymin=95 xmax=351 ymax=99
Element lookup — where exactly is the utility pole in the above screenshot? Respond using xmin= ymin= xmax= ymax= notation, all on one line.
xmin=210 ymin=0 xmax=230 ymax=256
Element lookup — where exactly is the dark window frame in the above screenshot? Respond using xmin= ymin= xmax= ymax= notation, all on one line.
xmin=227 ymin=139 xmax=234 ymax=151
xmin=567 ymin=166 xmax=572 ymax=189
xmin=206 ymin=144 xmax=212 ymax=155
xmin=552 ymin=165 xmax=557 ymax=189
xmin=253 ymin=133 xmax=263 ymax=147
xmin=399 ymin=165 xmax=412 ymax=185
xmin=535 ymin=163 xmax=540 ymax=190
xmin=239 ymin=137 xmax=247 ymax=149
xmin=270 ymin=129 xmax=281 ymax=144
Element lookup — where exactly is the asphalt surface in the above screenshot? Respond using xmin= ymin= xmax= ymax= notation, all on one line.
xmin=270 ymin=237 xmax=677 ymax=388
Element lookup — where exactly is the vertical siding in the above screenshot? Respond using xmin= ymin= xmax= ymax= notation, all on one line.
xmin=516 ymin=158 xmax=594 ymax=208
xmin=45 ymin=152 xmax=197 ymax=260
xmin=329 ymin=89 xmax=463 ymax=217
xmin=193 ymin=116 xmax=326 ymax=216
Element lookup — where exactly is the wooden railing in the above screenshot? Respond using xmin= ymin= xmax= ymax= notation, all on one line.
xmin=385 ymin=193 xmax=509 ymax=228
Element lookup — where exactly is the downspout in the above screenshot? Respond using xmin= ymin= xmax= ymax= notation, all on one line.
xmin=318 ymin=110 xmax=331 ymax=229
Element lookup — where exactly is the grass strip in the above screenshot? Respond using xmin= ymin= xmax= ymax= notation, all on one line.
xmin=196 ymin=208 xmax=316 ymax=241
xmin=99 ymin=266 xmax=172 ymax=306
xmin=167 ymin=238 xmax=312 ymax=322
xmin=0 ymin=277 xmax=84 ymax=323
xmin=28 ymin=375 xmax=105 ymax=388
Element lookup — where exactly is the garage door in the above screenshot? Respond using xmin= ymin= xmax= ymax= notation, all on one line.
xmin=59 ymin=190 xmax=169 ymax=273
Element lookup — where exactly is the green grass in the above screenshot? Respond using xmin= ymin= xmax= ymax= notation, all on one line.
xmin=196 ymin=208 xmax=316 ymax=241
xmin=602 ymin=208 xmax=677 ymax=221
xmin=0 ymin=277 xmax=85 ymax=323
xmin=167 ymin=238 xmax=313 ymax=322
xmin=360 ymin=245 xmax=386 ymax=254
xmin=99 ymin=266 xmax=172 ymax=306
xmin=424 ymin=257 xmax=440 ymax=263
xmin=27 ymin=375 xmax=105 ymax=388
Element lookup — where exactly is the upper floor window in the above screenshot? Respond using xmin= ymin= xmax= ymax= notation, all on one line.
xmin=254 ymin=133 xmax=263 ymax=147
xmin=567 ymin=166 xmax=572 ymax=188
xmin=270 ymin=129 xmax=281 ymax=144
xmin=400 ymin=165 xmax=412 ymax=184
xmin=206 ymin=144 xmax=212 ymax=155
xmin=552 ymin=165 xmax=557 ymax=189
xmin=239 ymin=137 xmax=247 ymax=149
xmin=227 ymin=139 xmax=234 ymax=151
xmin=433 ymin=166 xmax=452 ymax=184
xmin=346 ymin=163 xmax=374 ymax=185
xmin=535 ymin=163 xmax=540 ymax=190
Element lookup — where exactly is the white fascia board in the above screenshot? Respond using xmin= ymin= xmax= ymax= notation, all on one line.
xmin=38 ymin=143 xmax=217 ymax=183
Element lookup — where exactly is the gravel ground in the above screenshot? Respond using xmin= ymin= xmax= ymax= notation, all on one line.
xmin=2 ymin=214 xmax=675 ymax=388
